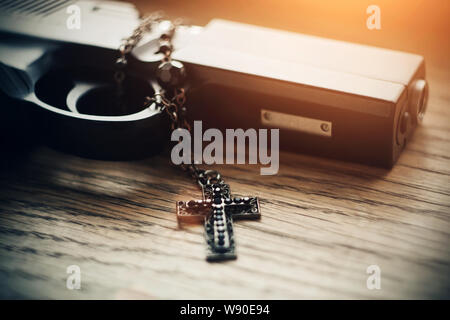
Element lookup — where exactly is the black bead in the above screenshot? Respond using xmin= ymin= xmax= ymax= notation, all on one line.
xmin=160 ymin=33 xmax=171 ymax=41
xmin=213 ymin=197 xmax=222 ymax=205
xmin=233 ymin=197 xmax=242 ymax=203
xmin=157 ymin=40 xmax=172 ymax=55
xmin=224 ymin=198 xmax=232 ymax=204
xmin=187 ymin=200 xmax=196 ymax=207
xmin=156 ymin=60 xmax=186 ymax=88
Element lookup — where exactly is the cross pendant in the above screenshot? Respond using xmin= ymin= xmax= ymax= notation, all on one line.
xmin=176 ymin=181 xmax=261 ymax=261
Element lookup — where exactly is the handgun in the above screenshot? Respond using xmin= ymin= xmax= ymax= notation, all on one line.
xmin=0 ymin=0 xmax=428 ymax=166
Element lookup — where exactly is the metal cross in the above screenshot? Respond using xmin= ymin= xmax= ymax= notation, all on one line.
xmin=176 ymin=179 xmax=260 ymax=262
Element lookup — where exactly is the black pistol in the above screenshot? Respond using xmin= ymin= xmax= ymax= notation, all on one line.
xmin=0 ymin=0 xmax=428 ymax=166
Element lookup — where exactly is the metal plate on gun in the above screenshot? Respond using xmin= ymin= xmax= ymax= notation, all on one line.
xmin=261 ymin=109 xmax=332 ymax=137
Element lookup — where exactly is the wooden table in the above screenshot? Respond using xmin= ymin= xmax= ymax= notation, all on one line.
xmin=0 ymin=0 xmax=449 ymax=299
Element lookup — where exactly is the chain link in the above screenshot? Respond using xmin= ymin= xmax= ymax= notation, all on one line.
xmin=117 ymin=12 xmax=210 ymax=186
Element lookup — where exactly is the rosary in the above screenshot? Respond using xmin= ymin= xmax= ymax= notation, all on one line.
xmin=115 ymin=13 xmax=261 ymax=262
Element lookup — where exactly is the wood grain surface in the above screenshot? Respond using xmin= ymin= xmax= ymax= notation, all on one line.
xmin=0 ymin=0 xmax=449 ymax=299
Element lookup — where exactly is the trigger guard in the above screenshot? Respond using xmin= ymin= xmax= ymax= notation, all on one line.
xmin=29 ymin=75 xmax=169 ymax=160
xmin=66 ymin=81 xmax=98 ymax=114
